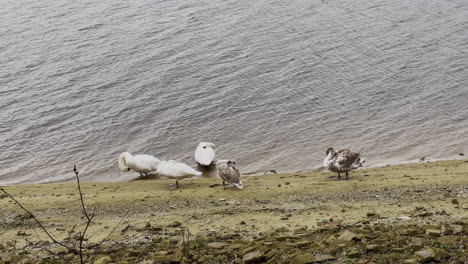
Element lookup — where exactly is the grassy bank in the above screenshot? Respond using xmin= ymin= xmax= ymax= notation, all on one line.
xmin=0 ymin=160 xmax=467 ymax=263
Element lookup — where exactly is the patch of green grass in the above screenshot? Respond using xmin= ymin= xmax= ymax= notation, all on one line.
xmin=440 ymin=243 xmax=451 ymax=249
xmin=195 ymin=235 xmax=207 ymax=248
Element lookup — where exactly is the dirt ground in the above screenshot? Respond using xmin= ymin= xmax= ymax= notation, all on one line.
xmin=0 ymin=160 xmax=467 ymax=263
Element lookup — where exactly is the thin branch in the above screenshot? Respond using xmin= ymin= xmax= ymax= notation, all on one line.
xmin=74 ymin=165 xmax=91 ymax=221
xmin=0 ymin=188 xmax=71 ymax=250
xmin=79 ymin=210 xmax=95 ymax=264
xmin=93 ymin=209 xmax=130 ymax=252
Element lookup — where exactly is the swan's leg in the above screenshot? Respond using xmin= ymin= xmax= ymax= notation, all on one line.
xmin=223 ymin=181 xmax=225 ymax=187
xmin=337 ymin=172 xmax=341 ymax=180
xmin=140 ymin=173 xmax=143 ymax=177
xmin=176 ymin=180 xmax=179 ymax=189
xmin=145 ymin=173 xmax=148 ymax=177
xmin=346 ymin=172 xmax=349 ymax=180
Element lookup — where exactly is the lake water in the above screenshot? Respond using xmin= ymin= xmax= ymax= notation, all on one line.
xmin=1 ymin=0 xmax=467 ymax=185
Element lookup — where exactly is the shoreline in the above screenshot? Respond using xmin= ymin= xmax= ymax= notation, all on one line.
xmin=0 ymin=159 xmax=467 ymax=263
xmin=2 ymin=155 xmax=467 ymax=187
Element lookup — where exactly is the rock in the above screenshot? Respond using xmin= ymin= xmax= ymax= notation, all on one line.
xmin=242 ymin=251 xmax=264 ymax=263
xmin=347 ymin=249 xmax=361 ymax=258
xmin=415 ymin=248 xmax=435 ymax=262
xmin=398 ymin=216 xmax=412 ymax=221
xmin=239 ymin=246 xmax=259 ymax=256
xmin=325 ymin=235 xmax=336 ymax=244
xmin=17 ymin=231 xmax=29 ymax=236
xmin=264 ymin=249 xmax=283 ymax=261
xmin=168 ymin=221 xmax=181 ymax=227
xmin=366 ymin=212 xmax=378 ymax=217
xmin=127 ymin=248 xmax=141 ymax=257
xmin=323 ymin=246 xmax=338 ymax=255
xmin=450 ymin=225 xmax=463 ymax=234
xmin=275 ymin=227 xmax=288 ymax=233
xmin=289 ymin=253 xmax=314 ymax=264
xmin=397 ymin=228 xmax=418 ymax=236
xmin=425 ymin=229 xmax=441 ymax=237
xmin=295 ymin=241 xmax=311 ymax=248
xmin=365 ymin=244 xmax=382 ymax=252
xmin=410 ymin=238 xmax=425 ymax=251
xmin=207 ymin=242 xmax=227 ymax=249
xmin=406 ymin=228 xmax=418 ymax=236
xmin=276 ymin=235 xmax=292 ymax=241
xmin=436 ymin=235 xmax=459 ymax=245
xmin=95 ymin=256 xmax=113 ymax=264
xmin=310 ymin=241 xmax=326 ymax=249
xmin=313 ymin=254 xmax=336 ymax=262
xmin=138 ymin=261 xmax=154 ymax=264
xmin=228 ymin=244 xmax=244 ymax=250
xmin=434 ymin=248 xmax=450 ymax=260
xmin=0 ymin=193 xmax=8 ymax=199
xmin=337 ymin=230 xmax=361 ymax=242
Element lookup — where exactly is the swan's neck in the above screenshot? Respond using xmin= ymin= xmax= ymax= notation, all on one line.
xmin=324 ymin=152 xmax=335 ymax=167
xmin=124 ymin=153 xmax=136 ymax=167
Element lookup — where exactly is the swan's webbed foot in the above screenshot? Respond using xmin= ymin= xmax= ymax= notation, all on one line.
xmin=223 ymin=183 xmax=236 ymax=190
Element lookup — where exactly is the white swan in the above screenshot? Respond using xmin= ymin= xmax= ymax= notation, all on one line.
xmin=323 ymin=147 xmax=365 ymax=180
xmin=118 ymin=152 xmax=161 ymax=177
xmin=216 ymin=159 xmax=243 ymax=189
xmin=157 ymin=160 xmax=202 ymax=188
xmin=194 ymin=142 xmax=216 ymax=166
xmin=157 ymin=160 xmax=202 ymax=177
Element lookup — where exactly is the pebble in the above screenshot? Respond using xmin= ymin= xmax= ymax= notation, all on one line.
xmin=242 ymin=251 xmax=264 ymax=264
xmin=425 ymin=229 xmax=441 ymax=237
xmin=415 ymin=248 xmax=435 ymax=262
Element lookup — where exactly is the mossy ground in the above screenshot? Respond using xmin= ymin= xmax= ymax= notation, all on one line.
xmin=0 ymin=160 xmax=467 ymax=263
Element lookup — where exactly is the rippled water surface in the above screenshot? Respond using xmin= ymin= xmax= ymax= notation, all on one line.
xmin=1 ymin=0 xmax=468 ymax=184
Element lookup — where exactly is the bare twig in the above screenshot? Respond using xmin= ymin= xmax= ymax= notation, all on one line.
xmin=74 ymin=165 xmax=91 ymax=221
xmin=73 ymin=165 xmax=97 ymax=264
xmin=3 ymin=165 xmax=133 ymax=264
xmin=0 ymin=188 xmax=71 ymax=250
xmin=93 ymin=209 xmax=130 ymax=252
xmin=78 ymin=207 xmax=96 ymax=264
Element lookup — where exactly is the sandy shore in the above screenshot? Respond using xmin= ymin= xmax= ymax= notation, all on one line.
xmin=0 ymin=160 xmax=467 ymax=263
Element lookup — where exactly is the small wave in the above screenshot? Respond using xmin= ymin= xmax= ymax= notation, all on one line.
xmin=78 ymin=23 xmax=105 ymax=31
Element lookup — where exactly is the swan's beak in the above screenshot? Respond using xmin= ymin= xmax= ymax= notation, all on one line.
xmin=128 ymin=168 xmax=131 ymax=171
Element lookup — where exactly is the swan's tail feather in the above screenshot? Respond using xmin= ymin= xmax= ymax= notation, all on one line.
xmin=352 ymin=157 xmax=366 ymax=169
xmin=118 ymin=152 xmax=131 ymax=172
xmin=192 ymin=170 xmax=202 ymax=176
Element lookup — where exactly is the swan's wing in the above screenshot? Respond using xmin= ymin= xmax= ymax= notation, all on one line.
xmin=134 ymin=154 xmax=161 ymax=164
xmin=157 ymin=161 xmax=201 ymax=177
xmin=336 ymin=149 xmax=360 ymax=168
xmin=195 ymin=145 xmax=215 ymax=165
xmin=134 ymin=154 xmax=161 ymax=171
xmin=176 ymin=161 xmax=202 ymax=176
xmin=217 ymin=162 xmax=241 ymax=184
